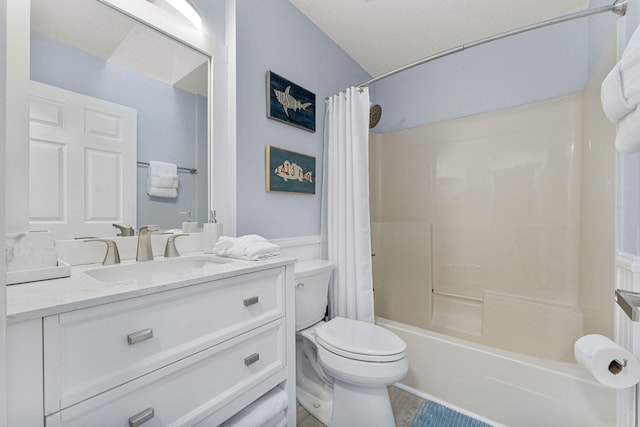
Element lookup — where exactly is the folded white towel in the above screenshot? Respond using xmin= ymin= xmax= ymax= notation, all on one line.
xmin=147 ymin=160 xmax=178 ymax=198
xmin=149 ymin=174 xmax=178 ymax=189
xmin=601 ymin=25 xmax=640 ymax=152
xmin=220 ymin=387 xmax=288 ymax=427
xmin=214 ymin=234 xmax=281 ymax=261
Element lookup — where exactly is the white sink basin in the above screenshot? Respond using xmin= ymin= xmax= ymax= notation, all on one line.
xmin=85 ymin=256 xmax=235 ymax=284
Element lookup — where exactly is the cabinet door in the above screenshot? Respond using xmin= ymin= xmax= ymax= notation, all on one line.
xmin=45 ymin=319 xmax=286 ymax=427
xmin=7 ymin=319 xmax=44 ymax=427
xmin=44 ymin=267 xmax=285 ymax=414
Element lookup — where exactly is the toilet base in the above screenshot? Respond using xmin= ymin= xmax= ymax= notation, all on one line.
xmin=329 ymin=379 xmax=396 ymax=427
xmin=296 ymin=331 xmax=333 ymax=425
xmin=296 ymin=386 xmax=332 ymax=426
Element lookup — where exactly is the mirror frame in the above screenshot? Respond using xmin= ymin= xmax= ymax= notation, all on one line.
xmin=5 ymin=0 xmax=236 ymax=239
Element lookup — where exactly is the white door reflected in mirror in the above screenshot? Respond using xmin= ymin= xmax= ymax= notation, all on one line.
xmin=29 ymin=82 xmax=137 ymax=240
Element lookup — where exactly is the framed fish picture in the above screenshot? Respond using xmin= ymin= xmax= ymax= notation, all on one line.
xmin=266 ymin=71 xmax=316 ymax=132
xmin=266 ymin=145 xmax=316 ymax=194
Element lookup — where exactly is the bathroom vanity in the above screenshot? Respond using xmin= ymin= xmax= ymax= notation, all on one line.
xmin=6 ymin=254 xmax=296 ymax=426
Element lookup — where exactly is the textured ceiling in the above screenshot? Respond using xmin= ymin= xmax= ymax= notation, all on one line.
xmin=30 ymin=0 xmax=208 ymax=96
xmin=289 ymin=0 xmax=591 ymax=77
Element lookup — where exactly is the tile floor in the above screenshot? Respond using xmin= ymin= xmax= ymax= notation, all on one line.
xmin=296 ymin=385 xmax=425 ymax=427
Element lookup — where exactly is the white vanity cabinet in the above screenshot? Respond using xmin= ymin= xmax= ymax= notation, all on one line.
xmin=7 ymin=260 xmax=296 ymax=427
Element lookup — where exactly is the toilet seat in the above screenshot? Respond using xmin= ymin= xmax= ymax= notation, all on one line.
xmin=315 ymin=317 xmax=406 ymax=362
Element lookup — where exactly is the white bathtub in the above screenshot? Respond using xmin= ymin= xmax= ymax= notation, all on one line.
xmin=378 ymin=318 xmax=616 ymax=427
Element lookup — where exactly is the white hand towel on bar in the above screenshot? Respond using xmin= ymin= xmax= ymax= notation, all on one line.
xmin=213 ymin=234 xmax=281 ymax=260
xmin=601 ymin=24 xmax=640 ymax=152
xmin=146 ymin=160 xmax=178 ymax=198
xmin=220 ymin=387 xmax=288 ymax=427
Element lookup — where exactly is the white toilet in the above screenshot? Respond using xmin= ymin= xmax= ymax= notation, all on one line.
xmin=295 ymin=260 xmax=408 ymax=427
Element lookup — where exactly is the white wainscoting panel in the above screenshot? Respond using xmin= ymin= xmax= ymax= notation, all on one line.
xmin=616 ymin=252 xmax=640 ymax=427
xmin=272 ymin=235 xmax=321 ymax=262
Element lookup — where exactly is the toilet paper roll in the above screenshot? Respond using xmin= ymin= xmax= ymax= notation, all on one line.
xmin=203 ymin=222 xmax=223 ymax=254
xmin=574 ymin=334 xmax=640 ymax=389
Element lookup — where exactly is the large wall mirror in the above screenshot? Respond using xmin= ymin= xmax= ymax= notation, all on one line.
xmin=29 ymin=0 xmax=210 ymax=240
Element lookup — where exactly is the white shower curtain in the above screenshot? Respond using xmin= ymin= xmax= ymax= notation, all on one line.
xmin=321 ymin=87 xmax=374 ymax=323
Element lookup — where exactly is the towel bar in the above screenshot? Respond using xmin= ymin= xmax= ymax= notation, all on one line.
xmin=137 ymin=161 xmax=197 ymax=174
xmin=615 ymin=289 xmax=640 ymax=321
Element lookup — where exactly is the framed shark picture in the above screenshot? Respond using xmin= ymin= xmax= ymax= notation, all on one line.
xmin=266 ymin=145 xmax=316 ymax=194
xmin=266 ymin=71 xmax=316 ymax=132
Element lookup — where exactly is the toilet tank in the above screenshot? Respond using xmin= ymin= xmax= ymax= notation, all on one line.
xmin=294 ymin=260 xmax=335 ymax=331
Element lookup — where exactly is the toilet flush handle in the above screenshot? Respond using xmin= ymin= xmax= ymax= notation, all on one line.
xmin=296 ymin=282 xmax=304 ymax=289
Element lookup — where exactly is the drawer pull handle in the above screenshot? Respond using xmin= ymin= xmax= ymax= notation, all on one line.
xmin=244 ymin=296 xmax=259 ymax=307
xmin=127 ymin=328 xmax=153 ymax=345
xmin=244 ymin=352 xmax=260 ymax=366
xmin=129 ymin=407 xmax=154 ymax=427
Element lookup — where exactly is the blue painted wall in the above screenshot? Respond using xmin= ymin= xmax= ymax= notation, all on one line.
xmin=234 ymin=0 xmax=370 ymax=238
xmin=30 ymin=32 xmax=208 ymax=231
xmin=371 ymin=20 xmax=590 ymax=133
xmin=197 ymin=0 xmax=634 ymax=251
xmin=370 ymin=1 xmax=622 ymax=134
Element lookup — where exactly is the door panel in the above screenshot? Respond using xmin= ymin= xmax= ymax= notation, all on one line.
xmin=29 ymin=81 xmax=137 ymax=239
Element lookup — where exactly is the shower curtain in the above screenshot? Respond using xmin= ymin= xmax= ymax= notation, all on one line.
xmin=321 ymin=87 xmax=374 ymax=323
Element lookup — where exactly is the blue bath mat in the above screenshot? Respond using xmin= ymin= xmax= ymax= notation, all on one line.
xmin=410 ymin=400 xmax=492 ymax=427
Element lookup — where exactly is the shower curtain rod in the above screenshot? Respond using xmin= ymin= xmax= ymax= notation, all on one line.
xmin=357 ymin=0 xmax=628 ymax=88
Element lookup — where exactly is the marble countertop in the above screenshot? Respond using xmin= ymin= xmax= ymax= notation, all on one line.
xmin=7 ymin=253 xmax=295 ymax=323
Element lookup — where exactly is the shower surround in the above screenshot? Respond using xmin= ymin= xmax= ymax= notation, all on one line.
xmin=369 ymin=86 xmax=617 ymax=425
xmin=370 ymin=92 xmax=615 ymax=363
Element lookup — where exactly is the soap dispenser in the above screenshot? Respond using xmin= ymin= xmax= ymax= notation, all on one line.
xmin=180 ymin=211 xmax=197 ymax=233
xmin=203 ymin=210 xmax=223 ymax=254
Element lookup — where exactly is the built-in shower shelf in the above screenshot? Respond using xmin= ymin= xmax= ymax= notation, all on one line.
xmin=615 ymin=289 xmax=640 ymax=322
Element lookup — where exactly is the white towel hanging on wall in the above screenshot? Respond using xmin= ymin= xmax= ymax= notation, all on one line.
xmin=146 ymin=160 xmax=178 ymax=198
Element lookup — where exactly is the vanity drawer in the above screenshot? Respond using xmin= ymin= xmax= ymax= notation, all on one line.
xmin=45 ymin=319 xmax=286 ymax=427
xmin=43 ymin=267 xmax=285 ymax=414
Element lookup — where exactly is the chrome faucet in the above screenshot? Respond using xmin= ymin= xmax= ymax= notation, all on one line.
xmin=164 ymin=234 xmax=188 ymax=258
xmin=85 ymin=239 xmax=121 ymax=265
xmin=112 ymin=223 xmax=135 ymax=237
xmin=136 ymin=225 xmax=160 ymax=262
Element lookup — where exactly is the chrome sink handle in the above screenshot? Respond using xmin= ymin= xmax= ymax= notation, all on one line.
xmin=136 ymin=225 xmax=160 ymax=262
xmin=85 ymin=239 xmax=121 ymax=265
xmin=164 ymin=234 xmax=188 ymax=258
xmin=113 ymin=223 xmax=135 ymax=237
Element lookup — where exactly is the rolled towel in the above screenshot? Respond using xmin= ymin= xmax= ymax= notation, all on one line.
xmin=214 ymin=235 xmax=281 ymax=261
xmin=621 ymin=29 xmax=640 ymax=107
xmin=265 ymin=415 xmax=287 ymax=427
xmin=602 ymin=63 xmax=633 ymax=122
xmin=220 ymin=387 xmax=288 ymax=427
xmin=615 ymin=107 xmax=640 ymax=153
xmin=601 ymin=24 xmax=640 ymax=153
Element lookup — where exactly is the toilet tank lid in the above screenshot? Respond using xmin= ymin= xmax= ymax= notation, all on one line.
xmin=295 ymin=259 xmax=335 ymax=278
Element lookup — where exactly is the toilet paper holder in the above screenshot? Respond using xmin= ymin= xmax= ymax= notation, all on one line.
xmin=615 ymin=289 xmax=640 ymax=321
xmin=609 ymin=358 xmax=628 ymax=374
